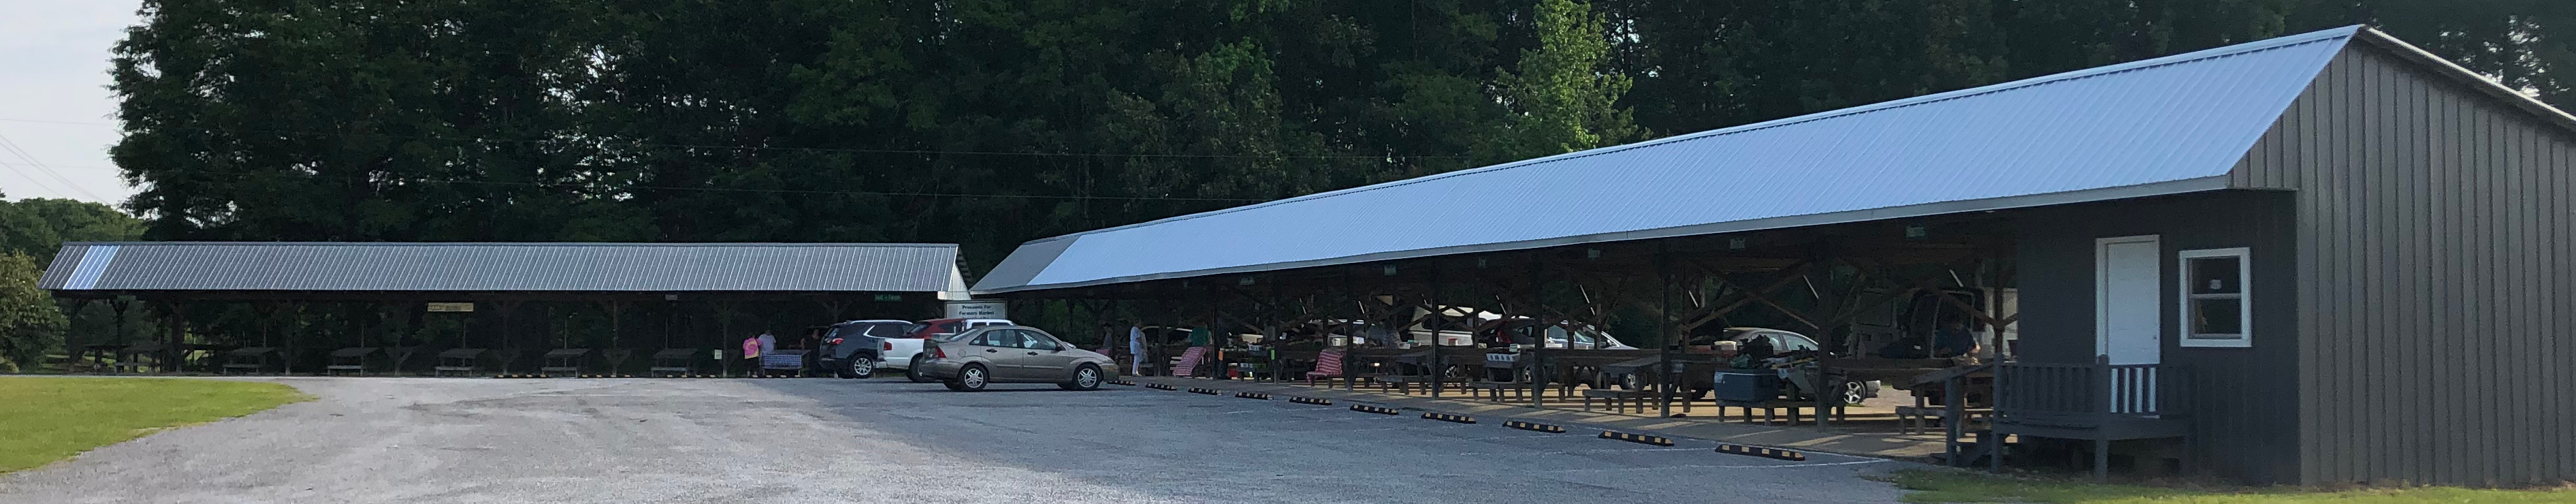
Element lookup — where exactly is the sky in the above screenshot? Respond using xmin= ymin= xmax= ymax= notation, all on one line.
xmin=0 ymin=0 xmax=146 ymax=206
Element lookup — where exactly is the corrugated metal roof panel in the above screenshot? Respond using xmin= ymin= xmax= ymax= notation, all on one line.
xmin=975 ymin=27 xmax=2361 ymax=294
xmin=40 ymin=242 xmax=960 ymax=292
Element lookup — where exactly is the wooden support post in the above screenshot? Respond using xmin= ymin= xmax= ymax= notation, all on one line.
xmin=1427 ymin=262 xmax=1444 ymax=398
xmin=1342 ymin=268 xmax=1358 ymax=391
xmin=159 ymin=300 xmax=185 ymax=374
xmin=1657 ymin=242 xmax=1675 ymax=418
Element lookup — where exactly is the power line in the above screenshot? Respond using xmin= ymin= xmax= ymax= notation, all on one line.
xmin=0 ymin=117 xmax=1465 ymax=160
xmin=0 ymin=161 xmax=67 ymax=197
xmin=0 ymin=132 xmax=104 ymax=201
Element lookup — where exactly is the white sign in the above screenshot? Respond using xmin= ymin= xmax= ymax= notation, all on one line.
xmin=426 ymin=302 xmax=474 ymax=313
xmin=945 ymin=300 xmax=1006 ymax=319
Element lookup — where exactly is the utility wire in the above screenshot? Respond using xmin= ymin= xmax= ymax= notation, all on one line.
xmin=0 ymin=161 xmax=67 ymax=197
xmin=0 ymin=132 xmax=107 ymax=201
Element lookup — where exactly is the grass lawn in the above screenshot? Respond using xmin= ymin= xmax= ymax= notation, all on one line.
xmin=1887 ymin=469 xmax=2576 ymax=503
xmin=0 ymin=377 xmax=308 ymax=472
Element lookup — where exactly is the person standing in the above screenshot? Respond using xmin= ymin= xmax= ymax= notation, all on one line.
xmin=1127 ymin=322 xmax=1147 ymax=376
xmin=741 ymin=334 xmax=763 ymax=377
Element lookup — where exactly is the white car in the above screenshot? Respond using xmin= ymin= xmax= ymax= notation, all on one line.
xmin=895 ymin=317 xmax=1014 ymax=382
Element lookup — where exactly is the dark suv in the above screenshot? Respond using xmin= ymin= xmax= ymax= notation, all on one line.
xmin=819 ymin=319 xmax=917 ymax=379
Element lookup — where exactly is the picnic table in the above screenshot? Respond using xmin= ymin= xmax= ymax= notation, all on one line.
xmin=325 ymin=347 xmax=381 ymax=375
xmin=219 ymin=347 xmax=281 ymax=375
xmin=434 ymin=348 xmax=490 ymax=377
xmin=1598 ymin=353 xmax=1728 ymax=396
xmin=542 ymin=348 xmax=593 ymax=377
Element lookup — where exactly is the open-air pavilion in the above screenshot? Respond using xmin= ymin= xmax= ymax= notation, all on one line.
xmin=41 ymin=242 xmax=967 ymax=377
xmin=973 ymin=26 xmax=2576 ymax=486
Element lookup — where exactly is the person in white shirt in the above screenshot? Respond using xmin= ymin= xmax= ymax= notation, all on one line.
xmin=1127 ymin=323 xmax=1147 ymax=376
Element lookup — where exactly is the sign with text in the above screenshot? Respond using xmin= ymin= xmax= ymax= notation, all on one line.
xmin=425 ymin=302 xmax=474 ymax=313
xmin=944 ymin=300 xmax=1005 ymax=319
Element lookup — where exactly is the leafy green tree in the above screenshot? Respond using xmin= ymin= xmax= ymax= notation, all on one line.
xmin=0 ymin=253 xmax=67 ymax=372
xmin=0 ymin=191 xmax=144 ymax=264
xmin=1479 ymin=0 xmax=1641 ymax=164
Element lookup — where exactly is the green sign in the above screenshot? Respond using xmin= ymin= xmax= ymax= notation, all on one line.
xmin=873 ymin=294 xmax=903 ymax=302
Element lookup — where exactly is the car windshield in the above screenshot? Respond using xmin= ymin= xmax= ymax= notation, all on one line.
xmin=861 ymin=323 xmax=914 ymax=337
xmin=929 ymin=330 xmax=977 ymax=343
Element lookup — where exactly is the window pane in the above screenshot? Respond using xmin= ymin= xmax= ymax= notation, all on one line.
xmin=2189 ymin=256 xmax=2242 ymax=295
xmin=1020 ymin=331 xmax=1059 ymax=350
xmin=2189 ymin=298 xmax=2244 ymax=336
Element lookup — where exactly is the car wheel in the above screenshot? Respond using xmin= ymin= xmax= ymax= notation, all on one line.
xmin=1061 ymin=364 xmax=1102 ymax=391
xmin=847 ymin=357 xmax=875 ymax=379
xmin=1621 ymin=373 xmax=1644 ymax=390
xmin=953 ymin=364 xmax=990 ymax=392
xmin=1842 ymin=381 xmax=1869 ymax=405
xmin=907 ymin=356 xmax=939 ymax=383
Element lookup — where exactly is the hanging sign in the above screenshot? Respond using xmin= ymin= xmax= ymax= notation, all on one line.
xmin=426 ymin=302 xmax=475 ymax=313
xmin=945 ymin=300 xmax=1006 ymax=319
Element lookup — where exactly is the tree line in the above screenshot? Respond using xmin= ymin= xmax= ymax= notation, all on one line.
xmin=106 ymin=0 xmax=2574 ymax=278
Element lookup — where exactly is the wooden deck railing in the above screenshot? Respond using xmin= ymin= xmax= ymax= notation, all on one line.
xmin=1995 ymin=362 xmax=2188 ymax=417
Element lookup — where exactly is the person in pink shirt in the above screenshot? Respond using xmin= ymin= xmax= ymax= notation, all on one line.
xmin=741 ymin=335 xmax=763 ymax=377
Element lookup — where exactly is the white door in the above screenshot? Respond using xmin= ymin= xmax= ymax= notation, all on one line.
xmin=2096 ymin=235 xmax=2163 ymax=413
xmin=2095 ymin=236 xmax=2162 ymax=365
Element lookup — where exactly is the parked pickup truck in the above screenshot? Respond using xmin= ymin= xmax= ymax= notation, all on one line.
xmin=820 ymin=319 xmax=916 ymax=379
xmin=895 ymin=317 xmax=1015 ymax=382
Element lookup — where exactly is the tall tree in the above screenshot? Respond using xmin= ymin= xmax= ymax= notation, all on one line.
xmin=0 ymin=253 xmax=66 ymax=372
xmin=1479 ymin=0 xmax=1641 ymax=164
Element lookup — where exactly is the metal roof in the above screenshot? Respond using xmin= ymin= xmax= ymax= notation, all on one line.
xmin=41 ymin=242 xmax=962 ymax=293
xmin=974 ymin=26 xmax=2364 ymax=294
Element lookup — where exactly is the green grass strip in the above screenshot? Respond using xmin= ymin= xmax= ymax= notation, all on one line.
xmin=0 ymin=377 xmax=309 ymax=472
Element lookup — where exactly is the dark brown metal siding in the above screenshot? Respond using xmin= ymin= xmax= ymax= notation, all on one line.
xmin=2234 ymin=45 xmax=2576 ymax=486
xmin=2014 ymin=191 xmax=2303 ymax=483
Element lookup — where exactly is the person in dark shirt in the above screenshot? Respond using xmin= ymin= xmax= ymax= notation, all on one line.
xmin=1933 ymin=319 xmax=1978 ymax=358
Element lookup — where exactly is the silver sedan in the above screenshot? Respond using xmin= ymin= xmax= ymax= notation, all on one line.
xmin=914 ymin=326 xmax=1118 ymax=392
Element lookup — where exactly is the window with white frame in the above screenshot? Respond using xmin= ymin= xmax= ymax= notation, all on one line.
xmin=2178 ymin=248 xmax=2251 ymax=347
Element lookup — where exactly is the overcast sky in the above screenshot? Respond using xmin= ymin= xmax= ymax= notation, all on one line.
xmin=0 ymin=0 xmax=144 ymax=206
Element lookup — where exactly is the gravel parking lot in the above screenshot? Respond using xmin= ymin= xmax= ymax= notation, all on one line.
xmin=0 ymin=377 xmax=1908 ymax=503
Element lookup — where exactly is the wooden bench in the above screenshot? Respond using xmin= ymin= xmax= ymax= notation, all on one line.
xmin=1896 ymin=406 xmax=1993 ymax=435
xmin=1713 ymin=398 xmax=1849 ymax=425
xmin=1582 ymin=388 xmax=1654 ymax=413
xmin=1376 ymin=374 xmax=1442 ymax=394
xmin=1467 ymin=381 xmax=1526 ymax=402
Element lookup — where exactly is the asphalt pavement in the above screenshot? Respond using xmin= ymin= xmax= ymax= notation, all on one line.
xmin=0 ymin=376 xmax=1912 ymax=503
